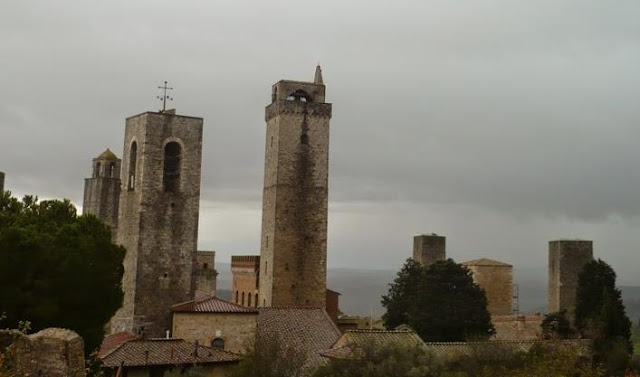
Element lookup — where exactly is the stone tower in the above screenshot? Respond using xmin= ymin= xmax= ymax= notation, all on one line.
xmin=82 ymin=149 xmax=121 ymax=236
xmin=111 ymin=110 xmax=203 ymax=337
xmin=548 ymin=239 xmax=593 ymax=320
xmin=462 ymin=258 xmax=513 ymax=316
xmin=413 ymin=234 xmax=446 ymax=266
xmin=258 ymin=66 xmax=332 ymax=308
xmin=231 ymin=255 xmax=260 ymax=307
xmin=0 ymin=171 xmax=4 ymax=192
xmin=194 ymin=250 xmax=218 ymax=299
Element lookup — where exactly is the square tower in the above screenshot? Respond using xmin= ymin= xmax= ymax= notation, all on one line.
xmin=462 ymin=258 xmax=513 ymax=316
xmin=111 ymin=110 xmax=203 ymax=337
xmin=548 ymin=239 xmax=593 ymax=320
xmin=259 ymin=66 xmax=332 ymax=308
xmin=413 ymin=234 xmax=446 ymax=266
xmin=231 ymin=255 xmax=260 ymax=308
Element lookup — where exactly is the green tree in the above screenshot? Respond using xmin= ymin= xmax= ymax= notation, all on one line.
xmin=229 ymin=333 xmax=308 ymax=377
xmin=0 ymin=192 xmax=125 ymax=353
xmin=541 ymin=310 xmax=574 ymax=340
xmin=382 ymin=259 xmax=495 ymax=342
xmin=575 ymin=259 xmax=632 ymax=375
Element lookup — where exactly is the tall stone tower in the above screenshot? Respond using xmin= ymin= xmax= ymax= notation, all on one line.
xmin=258 ymin=66 xmax=332 ymax=308
xmin=462 ymin=258 xmax=513 ymax=316
xmin=111 ymin=110 xmax=203 ymax=337
xmin=548 ymin=239 xmax=593 ymax=320
xmin=82 ymin=149 xmax=121 ymax=236
xmin=413 ymin=234 xmax=446 ymax=266
xmin=194 ymin=250 xmax=218 ymax=299
xmin=231 ymin=255 xmax=260 ymax=307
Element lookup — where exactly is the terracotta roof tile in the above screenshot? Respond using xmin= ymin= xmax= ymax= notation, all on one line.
xmin=100 ymin=338 xmax=240 ymax=368
xmin=172 ymin=296 xmax=258 ymax=314
xmin=257 ymin=308 xmax=341 ymax=368
xmin=98 ymin=332 xmax=140 ymax=357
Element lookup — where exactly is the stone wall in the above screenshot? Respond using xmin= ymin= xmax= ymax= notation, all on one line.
xmin=548 ymin=240 xmax=593 ymax=320
xmin=112 ymin=111 xmax=203 ymax=337
xmin=195 ymin=251 xmax=218 ymax=299
xmin=463 ymin=259 xmax=513 ymax=316
xmin=259 ymin=77 xmax=332 ymax=309
xmin=413 ymin=234 xmax=446 ymax=266
xmin=172 ymin=312 xmax=258 ymax=354
xmin=492 ymin=314 xmax=542 ymax=341
xmin=0 ymin=328 xmax=85 ymax=377
xmin=231 ymin=255 xmax=260 ymax=307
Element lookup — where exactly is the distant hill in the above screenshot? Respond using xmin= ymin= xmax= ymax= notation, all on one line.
xmin=214 ymin=262 xmax=640 ymax=321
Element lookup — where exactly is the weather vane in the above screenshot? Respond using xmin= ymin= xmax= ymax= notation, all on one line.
xmin=157 ymin=81 xmax=173 ymax=112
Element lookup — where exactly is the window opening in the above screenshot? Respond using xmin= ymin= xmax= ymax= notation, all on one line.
xmin=128 ymin=142 xmax=137 ymax=190
xmin=163 ymin=142 xmax=181 ymax=192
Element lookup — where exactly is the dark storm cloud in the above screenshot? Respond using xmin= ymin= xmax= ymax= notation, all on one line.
xmin=2 ymin=0 xmax=640 ymax=281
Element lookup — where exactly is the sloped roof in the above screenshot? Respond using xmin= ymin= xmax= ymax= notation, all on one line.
xmin=257 ymin=308 xmax=341 ymax=368
xmin=96 ymin=149 xmax=118 ymax=160
xmin=98 ymin=332 xmax=140 ymax=357
xmin=172 ymin=296 xmax=258 ymax=314
xmin=322 ymin=330 xmax=424 ymax=359
xmin=461 ymin=258 xmax=512 ymax=267
xmin=100 ymin=338 xmax=239 ymax=368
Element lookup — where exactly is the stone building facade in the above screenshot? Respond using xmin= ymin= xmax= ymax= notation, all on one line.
xmin=413 ymin=234 xmax=446 ymax=266
xmin=0 ymin=171 xmax=4 ymax=192
xmin=82 ymin=149 xmax=121 ymax=236
xmin=195 ymin=250 xmax=218 ymax=299
xmin=548 ymin=239 xmax=593 ymax=320
xmin=462 ymin=258 xmax=513 ymax=316
xmin=258 ymin=66 xmax=332 ymax=308
xmin=231 ymin=255 xmax=260 ymax=307
xmin=111 ymin=110 xmax=204 ymax=337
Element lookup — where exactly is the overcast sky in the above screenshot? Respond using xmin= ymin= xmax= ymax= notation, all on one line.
xmin=2 ymin=1 xmax=640 ymax=285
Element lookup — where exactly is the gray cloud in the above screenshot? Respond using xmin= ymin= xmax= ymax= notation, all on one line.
xmin=2 ymin=0 xmax=640 ymax=283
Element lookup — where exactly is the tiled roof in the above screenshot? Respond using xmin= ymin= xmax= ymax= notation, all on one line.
xmin=422 ymin=339 xmax=591 ymax=361
xmin=98 ymin=332 xmax=140 ymax=357
xmin=257 ymin=308 xmax=341 ymax=368
xmin=100 ymin=338 xmax=240 ymax=368
xmin=461 ymin=258 xmax=512 ymax=267
xmin=171 ymin=296 xmax=258 ymax=314
xmin=322 ymin=330 xmax=424 ymax=359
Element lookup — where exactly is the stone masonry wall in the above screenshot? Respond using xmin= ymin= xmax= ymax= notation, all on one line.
xmin=83 ymin=156 xmax=121 ymax=238
xmin=231 ymin=255 xmax=260 ymax=307
xmin=548 ymin=240 xmax=593 ymax=320
xmin=195 ymin=251 xmax=218 ymax=299
xmin=413 ymin=234 xmax=446 ymax=266
xmin=172 ymin=312 xmax=258 ymax=354
xmin=259 ymin=78 xmax=332 ymax=309
xmin=0 ymin=328 xmax=85 ymax=377
xmin=112 ymin=111 xmax=203 ymax=337
xmin=464 ymin=262 xmax=513 ymax=316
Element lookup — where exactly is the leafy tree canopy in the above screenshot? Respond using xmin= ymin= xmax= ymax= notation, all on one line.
xmin=0 ymin=192 xmax=125 ymax=353
xmin=382 ymin=259 xmax=495 ymax=342
xmin=575 ymin=259 xmax=632 ymax=375
xmin=541 ymin=310 xmax=574 ymax=340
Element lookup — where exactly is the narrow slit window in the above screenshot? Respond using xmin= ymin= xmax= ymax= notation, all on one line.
xmin=163 ymin=142 xmax=181 ymax=192
xmin=128 ymin=142 xmax=137 ymax=190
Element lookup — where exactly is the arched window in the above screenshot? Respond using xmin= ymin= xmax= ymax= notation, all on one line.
xmin=163 ymin=142 xmax=181 ymax=192
xmin=235 ymin=291 xmax=239 ymax=304
xmin=241 ymin=292 xmax=245 ymax=306
xmin=255 ymin=293 xmax=258 ymax=308
xmin=94 ymin=162 xmax=101 ymax=178
xmin=109 ymin=163 xmax=116 ymax=178
xmin=211 ymin=338 xmax=225 ymax=350
xmin=128 ymin=142 xmax=137 ymax=190
xmin=248 ymin=293 xmax=252 ymax=307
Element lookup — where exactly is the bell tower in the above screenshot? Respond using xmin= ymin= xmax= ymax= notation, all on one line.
xmin=258 ymin=66 xmax=333 ymax=308
xmin=82 ymin=149 xmax=121 ymax=237
xmin=111 ymin=110 xmax=203 ymax=337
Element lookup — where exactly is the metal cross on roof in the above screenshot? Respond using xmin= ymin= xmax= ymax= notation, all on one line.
xmin=157 ymin=81 xmax=173 ymax=113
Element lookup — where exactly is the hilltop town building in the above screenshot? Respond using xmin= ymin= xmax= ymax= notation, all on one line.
xmin=195 ymin=250 xmax=218 ymax=300
xmin=462 ymin=258 xmax=513 ymax=316
xmin=548 ymin=239 xmax=593 ymax=320
xmin=231 ymin=255 xmax=260 ymax=307
xmin=413 ymin=234 xmax=446 ymax=266
xmin=258 ymin=66 xmax=332 ymax=308
xmin=111 ymin=110 xmax=204 ymax=337
xmin=82 ymin=149 xmax=121 ymax=236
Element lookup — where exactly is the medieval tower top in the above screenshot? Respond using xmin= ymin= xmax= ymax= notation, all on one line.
xmin=83 ymin=149 xmax=121 ymax=236
xmin=111 ymin=110 xmax=203 ymax=337
xmin=259 ymin=66 xmax=333 ymax=308
xmin=548 ymin=239 xmax=593 ymax=321
xmin=413 ymin=234 xmax=446 ymax=266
